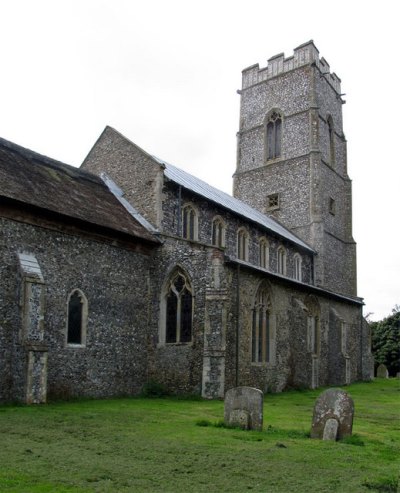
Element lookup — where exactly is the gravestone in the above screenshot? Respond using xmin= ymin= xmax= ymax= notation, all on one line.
xmin=224 ymin=386 xmax=263 ymax=431
xmin=322 ymin=418 xmax=339 ymax=441
xmin=376 ymin=364 xmax=389 ymax=378
xmin=311 ymin=388 xmax=354 ymax=440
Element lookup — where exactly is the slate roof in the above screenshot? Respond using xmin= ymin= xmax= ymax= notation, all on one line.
xmin=153 ymin=156 xmax=315 ymax=253
xmin=0 ymin=137 xmax=159 ymax=244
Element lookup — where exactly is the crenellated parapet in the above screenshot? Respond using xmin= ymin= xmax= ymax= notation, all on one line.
xmin=242 ymin=40 xmax=341 ymax=94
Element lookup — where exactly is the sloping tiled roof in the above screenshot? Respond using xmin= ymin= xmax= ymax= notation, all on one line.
xmin=0 ymin=137 xmax=158 ymax=244
xmin=153 ymin=156 xmax=314 ymax=253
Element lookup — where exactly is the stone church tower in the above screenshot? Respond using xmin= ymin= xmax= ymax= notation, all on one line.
xmin=233 ymin=41 xmax=357 ymax=297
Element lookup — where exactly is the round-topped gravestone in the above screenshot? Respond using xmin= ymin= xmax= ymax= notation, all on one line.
xmin=224 ymin=386 xmax=263 ymax=431
xmin=376 ymin=364 xmax=389 ymax=378
xmin=311 ymin=388 xmax=354 ymax=440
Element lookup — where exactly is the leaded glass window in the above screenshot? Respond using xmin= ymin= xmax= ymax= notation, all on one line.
xmin=165 ymin=271 xmax=193 ymax=344
xmin=67 ymin=290 xmax=87 ymax=345
xmin=237 ymin=229 xmax=248 ymax=261
xmin=182 ymin=204 xmax=197 ymax=240
xmin=252 ymin=288 xmax=271 ymax=363
xmin=259 ymin=238 xmax=269 ymax=269
xmin=212 ymin=217 xmax=225 ymax=248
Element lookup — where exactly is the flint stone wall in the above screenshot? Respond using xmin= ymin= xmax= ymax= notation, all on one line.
xmin=0 ymin=217 xmax=152 ymax=402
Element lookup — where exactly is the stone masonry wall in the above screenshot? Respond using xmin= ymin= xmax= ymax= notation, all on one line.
xmin=224 ymin=265 xmax=366 ymax=394
xmin=0 ymin=217 xmax=153 ymax=402
xmin=162 ymin=182 xmax=314 ymax=285
xmin=81 ymin=127 xmax=164 ymax=229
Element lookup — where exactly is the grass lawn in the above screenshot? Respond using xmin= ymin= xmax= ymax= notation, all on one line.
xmin=0 ymin=379 xmax=398 ymax=492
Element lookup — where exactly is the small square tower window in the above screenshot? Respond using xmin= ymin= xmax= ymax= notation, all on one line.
xmin=267 ymin=193 xmax=280 ymax=211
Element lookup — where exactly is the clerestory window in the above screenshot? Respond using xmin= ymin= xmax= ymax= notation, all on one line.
xmin=259 ymin=238 xmax=270 ymax=269
xmin=293 ymin=253 xmax=302 ymax=281
xmin=182 ymin=204 xmax=198 ymax=241
xmin=211 ymin=217 xmax=226 ymax=248
xmin=277 ymin=246 xmax=287 ymax=275
xmin=266 ymin=111 xmax=282 ymax=160
xmin=237 ymin=228 xmax=249 ymax=261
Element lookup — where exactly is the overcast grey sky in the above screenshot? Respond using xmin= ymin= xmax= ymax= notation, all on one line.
xmin=1 ymin=0 xmax=398 ymax=320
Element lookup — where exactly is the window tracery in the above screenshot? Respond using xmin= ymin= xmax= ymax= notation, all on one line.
xmin=266 ymin=111 xmax=282 ymax=160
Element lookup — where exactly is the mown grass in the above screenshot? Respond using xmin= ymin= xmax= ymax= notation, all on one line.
xmin=0 ymin=379 xmax=398 ymax=492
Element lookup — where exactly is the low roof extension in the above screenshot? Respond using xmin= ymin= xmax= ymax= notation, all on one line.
xmin=0 ymin=137 xmax=159 ymax=245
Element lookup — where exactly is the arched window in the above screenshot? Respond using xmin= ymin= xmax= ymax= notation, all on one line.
xmin=66 ymin=289 xmax=88 ymax=346
xmin=237 ymin=228 xmax=249 ymax=261
xmin=164 ymin=270 xmax=193 ymax=344
xmin=259 ymin=237 xmax=269 ymax=269
xmin=277 ymin=246 xmax=287 ymax=275
xmin=182 ymin=204 xmax=198 ymax=241
xmin=211 ymin=216 xmax=225 ymax=248
xmin=293 ymin=253 xmax=302 ymax=281
xmin=327 ymin=116 xmax=335 ymax=167
xmin=265 ymin=111 xmax=282 ymax=160
xmin=252 ymin=287 xmax=272 ymax=363
xmin=306 ymin=297 xmax=320 ymax=356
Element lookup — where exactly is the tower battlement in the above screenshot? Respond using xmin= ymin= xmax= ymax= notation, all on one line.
xmin=242 ymin=40 xmax=341 ymax=94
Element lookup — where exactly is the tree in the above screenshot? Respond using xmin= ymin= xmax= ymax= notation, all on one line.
xmin=370 ymin=306 xmax=400 ymax=377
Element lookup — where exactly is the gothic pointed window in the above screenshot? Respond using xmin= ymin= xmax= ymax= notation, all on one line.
xmin=165 ymin=271 xmax=193 ymax=344
xmin=237 ymin=228 xmax=249 ymax=261
xmin=277 ymin=246 xmax=287 ymax=275
xmin=212 ymin=217 xmax=225 ymax=248
xmin=67 ymin=289 xmax=88 ymax=346
xmin=306 ymin=296 xmax=320 ymax=357
xmin=182 ymin=204 xmax=198 ymax=241
xmin=266 ymin=111 xmax=282 ymax=160
xmin=259 ymin=238 xmax=269 ymax=269
xmin=293 ymin=253 xmax=302 ymax=281
xmin=252 ymin=287 xmax=272 ymax=363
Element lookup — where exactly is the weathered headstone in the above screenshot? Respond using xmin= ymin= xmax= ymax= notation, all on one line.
xmin=224 ymin=386 xmax=263 ymax=431
xmin=376 ymin=364 xmax=389 ymax=378
xmin=311 ymin=388 xmax=354 ymax=440
xmin=322 ymin=418 xmax=339 ymax=441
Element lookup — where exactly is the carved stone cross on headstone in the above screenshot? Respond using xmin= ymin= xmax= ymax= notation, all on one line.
xmin=311 ymin=388 xmax=354 ymax=441
xmin=224 ymin=386 xmax=263 ymax=431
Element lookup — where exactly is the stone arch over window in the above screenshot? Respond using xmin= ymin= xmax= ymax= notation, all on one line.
xmin=265 ymin=109 xmax=283 ymax=160
xmin=182 ymin=203 xmax=198 ymax=241
xmin=211 ymin=216 xmax=226 ymax=248
xmin=237 ymin=227 xmax=249 ymax=261
xmin=159 ymin=267 xmax=193 ymax=345
xmin=251 ymin=282 xmax=275 ymax=364
xmin=259 ymin=237 xmax=270 ymax=269
xmin=66 ymin=289 xmax=88 ymax=346
xmin=327 ymin=115 xmax=335 ymax=167
xmin=305 ymin=295 xmax=320 ymax=356
xmin=293 ymin=253 xmax=302 ymax=281
xmin=277 ymin=245 xmax=287 ymax=275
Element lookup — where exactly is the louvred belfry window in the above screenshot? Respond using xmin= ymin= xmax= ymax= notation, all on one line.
xmin=266 ymin=111 xmax=282 ymax=160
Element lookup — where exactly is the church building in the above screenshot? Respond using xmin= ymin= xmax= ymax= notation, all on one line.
xmin=0 ymin=41 xmax=373 ymax=403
